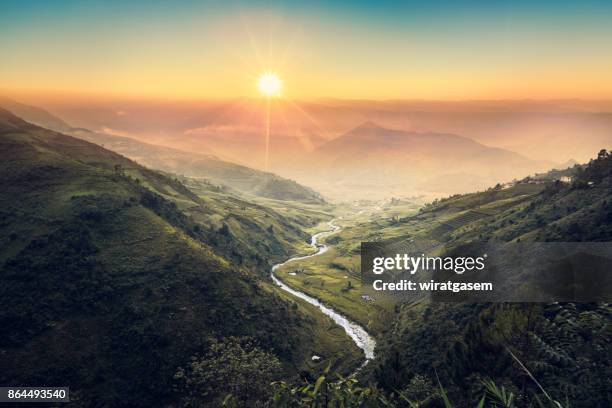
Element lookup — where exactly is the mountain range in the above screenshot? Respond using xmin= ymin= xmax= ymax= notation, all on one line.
xmin=294 ymin=121 xmax=553 ymax=198
xmin=4 ymin=97 xmax=602 ymax=200
xmin=0 ymin=98 xmax=323 ymax=203
xmin=0 ymin=108 xmax=357 ymax=406
xmin=18 ymin=97 xmax=611 ymax=163
xmin=1 ymin=103 xmax=610 ymax=406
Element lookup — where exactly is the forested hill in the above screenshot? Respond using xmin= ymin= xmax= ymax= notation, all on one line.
xmin=0 ymin=109 xmax=358 ymax=406
xmin=371 ymin=150 xmax=612 ymax=407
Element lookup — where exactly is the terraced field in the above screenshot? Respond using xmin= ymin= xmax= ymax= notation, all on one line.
xmin=443 ymin=210 xmax=486 ymax=228
xmin=267 ymin=183 xmax=547 ymax=347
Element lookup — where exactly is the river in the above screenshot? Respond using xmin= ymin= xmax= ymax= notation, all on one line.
xmin=270 ymin=219 xmax=376 ymax=365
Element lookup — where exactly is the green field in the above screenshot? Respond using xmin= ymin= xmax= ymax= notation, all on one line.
xmin=274 ymin=198 xmax=425 ymax=335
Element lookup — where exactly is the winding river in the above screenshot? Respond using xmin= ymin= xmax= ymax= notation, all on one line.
xmin=271 ymin=220 xmax=376 ymax=365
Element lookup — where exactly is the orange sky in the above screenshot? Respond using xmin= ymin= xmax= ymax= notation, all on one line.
xmin=2 ymin=2 xmax=612 ymax=100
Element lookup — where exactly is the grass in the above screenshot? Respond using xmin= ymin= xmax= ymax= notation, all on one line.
xmin=268 ymin=283 xmax=363 ymax=375
xmin=0 ymin=109 xmax=363 ymax=406
xmin=269 ymin=181 xmax=577 ymax=344
xmin=272 ymin=202 xmax=426 ymax=335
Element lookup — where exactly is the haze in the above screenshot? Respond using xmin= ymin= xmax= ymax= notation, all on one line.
xmin=2 ymin=1 xmax=612 ymax=200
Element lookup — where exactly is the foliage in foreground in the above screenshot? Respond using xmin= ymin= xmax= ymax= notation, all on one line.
xmin=174 ymin=337 xmax=282 ymax=407
xmin=174 ymin=337 xmax=572 ymax=408
xmin=266 ymin=366 xmax=569 ymax=408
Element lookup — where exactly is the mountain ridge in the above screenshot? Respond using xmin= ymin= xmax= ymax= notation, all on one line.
xmin=306 ymin=121 xmax=555 ymax=196
xmin=0 ymin=99 xmax=324 ymax=203
xmin=0 ymin=108 xmax=359 ymax=406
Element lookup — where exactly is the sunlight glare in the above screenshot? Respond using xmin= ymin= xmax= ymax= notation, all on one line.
xmin=258 ymin=72 xmax=282 ymax=97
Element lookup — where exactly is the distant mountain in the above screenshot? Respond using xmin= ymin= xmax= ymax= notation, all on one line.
xmin=35 ymin=97 xmax=612 ymax=166
xmin=8 ymin=97 xmax=609 ymax=199
xmin=70 ymin=128 xmax=324 ymax=203
xmin=0 ymin=97 xmax=72 ymax=132
xmin=0 ymin=99 xmax=324 ymax=203
xmin=308 ymin=121 xmax=554 ymax=195
xmin=0 ymin=108 xmax=357 ymax=406
xmin=555 ymin=158 xmax=580 ymax=170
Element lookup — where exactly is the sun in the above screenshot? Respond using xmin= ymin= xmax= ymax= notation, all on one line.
xmin=258 ymin=72 xmax=282 ymax=97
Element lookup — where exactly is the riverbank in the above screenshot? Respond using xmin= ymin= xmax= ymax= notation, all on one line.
xmin=271 ymin=220 xmax=376 ymax=365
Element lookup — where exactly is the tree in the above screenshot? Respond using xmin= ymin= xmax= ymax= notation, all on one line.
xmin=174 ymin=337 xmax=282 ymax=407
xmin=218 ymin=223 xmax=230 ymax=236
xmin=341 ymin=280 xmax=354 ymax=293
xmin=597 ymin=149 xmax=608 ymax=160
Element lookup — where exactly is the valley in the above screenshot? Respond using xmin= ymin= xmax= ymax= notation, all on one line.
xmin=271 ymin=219 xmax=376 ymax=364
xmin=0 ymin=108 xmax=362 ymax=406
xmin=0 ymin=104 xmax=610 ymax=407
xmin=269 ymin=164 xmax=612 ymax=407
xmin=2 ymin=1 xmax=611 ymax=405
xmin=8 ymin=97 xmax=609 ymax=201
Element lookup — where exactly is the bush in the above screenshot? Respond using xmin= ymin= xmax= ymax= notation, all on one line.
xmin=175 ymin=337 xmax=282 ymax=407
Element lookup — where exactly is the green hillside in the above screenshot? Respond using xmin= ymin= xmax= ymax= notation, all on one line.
xmin=267 ymin=152 xmax=610 ymax=407
xmin=368 ymin=151 xmax=612 ymax=407
xmin=0 ymin=109 xmax=359 ymax=407
xmin=70 ymin=127 xmax=326 ymax=203
xmin=1 ymin=104 xmax=609 ymax=406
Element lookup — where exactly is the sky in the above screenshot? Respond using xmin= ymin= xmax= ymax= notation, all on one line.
xmin=1 ymin=0 xmax=612 ymax=100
